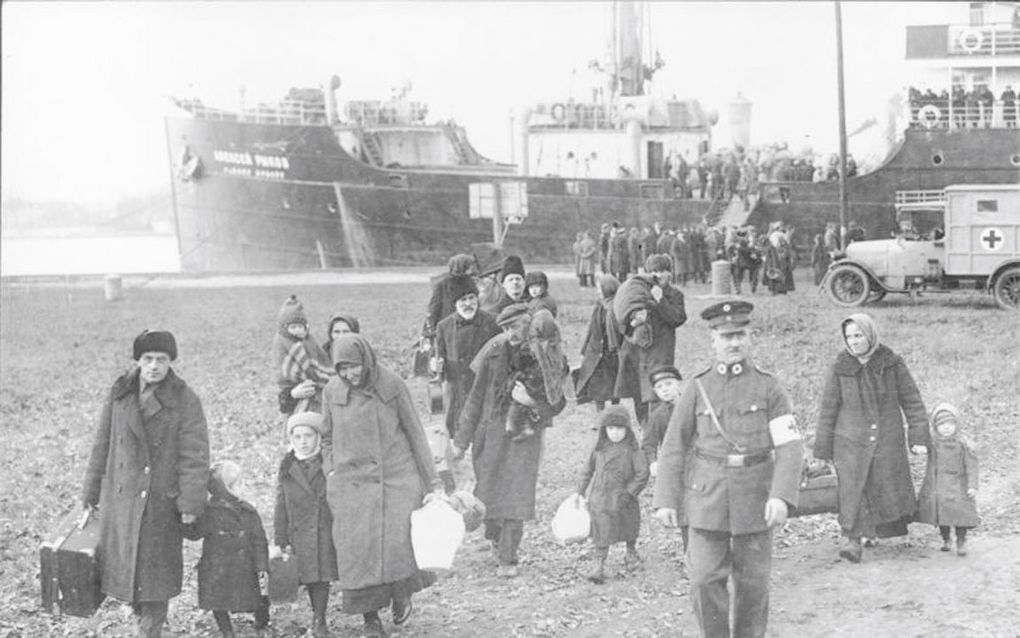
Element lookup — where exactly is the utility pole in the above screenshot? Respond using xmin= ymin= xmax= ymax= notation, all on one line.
xmin=835 ymin=1 xmax=849 ymax=248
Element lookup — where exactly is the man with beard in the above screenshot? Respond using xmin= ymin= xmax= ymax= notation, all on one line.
xmin=653 ymin=301 xmax=802 ymax=638
xmin=452 ymin=304 xmax=566 ymax=578
xmin=435 ymin=276 xmax=500 ymax=439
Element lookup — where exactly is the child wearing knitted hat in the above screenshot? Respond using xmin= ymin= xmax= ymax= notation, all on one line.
xmin=274 ymin=413 xmax=338 ymax=637
xmin=917 ymin=403 xmax=980 ymax=556
xmin=575 ymin=406 xmax=650 ymax=583
xmin=271 ymin=295 xmax=334 ymax=414
xmin=183 ymin=461 xmax=270 ymax=638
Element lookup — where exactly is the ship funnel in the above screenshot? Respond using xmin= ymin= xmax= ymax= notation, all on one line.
xmin=326 ymin=75 xmax=342 ymax=125
xmin=726 ymin=92 xmax=752 ymax=149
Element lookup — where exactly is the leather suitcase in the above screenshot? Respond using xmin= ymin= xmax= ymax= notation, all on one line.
xmin=267 ymin=554 xmax=300 ymax=603
xmin=792 ymin=473 xmax=839 ymax=517
xmin=40 ymin=509 xmax=105 ymax=617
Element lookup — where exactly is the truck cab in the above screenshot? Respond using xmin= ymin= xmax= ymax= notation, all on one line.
xmin=824 ymin=184 xmax=1020 ymax=309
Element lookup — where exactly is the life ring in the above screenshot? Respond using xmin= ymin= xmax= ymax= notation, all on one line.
xmin=550 ymin=103 xmax=567 ymax=123
xmin=918 ymin=104 xmax=941 ymax=129
xmin=958 ymin=28 xmax=982 ymax=53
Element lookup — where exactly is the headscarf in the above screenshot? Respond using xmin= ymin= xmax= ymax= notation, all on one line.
xmin=528 ymin=309 xmax=566 ymax=406
xmin=331 ymin=333 xmax=378 ymax=390
xmin=841 ymin=312 xmax=880 ymax=361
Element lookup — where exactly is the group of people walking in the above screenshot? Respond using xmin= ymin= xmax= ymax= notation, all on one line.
xmin=80 ymin=248 xmax=979 ymax=638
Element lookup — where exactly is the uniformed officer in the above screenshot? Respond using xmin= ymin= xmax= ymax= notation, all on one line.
xmin=653 ymin=300 xmax=802 ymax=638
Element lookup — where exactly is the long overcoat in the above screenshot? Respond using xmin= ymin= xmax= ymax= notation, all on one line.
xmin=436 ymin=309 xmax=500 ymax=436
xmin=917 ymin=435 xmax=980 ymax=528
xmin=613 ymin=277 xmax=687 ymax=403
xmin=321 ymin=348 xmax=440 ymax=591
xmin=575 ymin=298 xmax=623 ymax=403
xmin=274 ymin=452 xmax=339 ymax=584
xmin=578 ymin=236 xmax=597 ymax=276
xmin=82 ymin=367 xmax=210 ymax=602
xmin=578 ymin=440 xmax=649 ymax=545
xmin=455 ymin=333 xmax=564 ymax=521
xmin=184 ymin=492 xmax=268 ymax=612
xmin=813 ymin=346 xmax=929 ymax=534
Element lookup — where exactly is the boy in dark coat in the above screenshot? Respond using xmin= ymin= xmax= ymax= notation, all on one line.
xmin=576 ymin=406 xmax=650 ymax=583
xmin=185 ymin=462 xmax=269 ymax=638
xmin=917 ymin=403 xmax=980 ymax=556
xmin=274 ymin=412 xmax=338 ymax=638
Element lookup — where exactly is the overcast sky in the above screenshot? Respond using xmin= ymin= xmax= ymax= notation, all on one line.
xmin=2 ymin=1 xmax=963 ymax=207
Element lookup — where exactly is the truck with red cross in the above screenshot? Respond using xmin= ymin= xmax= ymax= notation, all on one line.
xmin=823 ymin=184 xmax=1020 ymax=309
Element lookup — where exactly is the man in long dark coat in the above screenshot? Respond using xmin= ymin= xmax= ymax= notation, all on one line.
xmin=452 ymin=304 xmax=565 ymax=578
xmin=435 ymin=276 xmax=500 ymax=437
xmin=613 ymin=254 xmax=687 ymax=425
xmin=82 ymin=330 xmax=210 ymax=637
xmin=480 ymin=254 xmax=527 ymax=316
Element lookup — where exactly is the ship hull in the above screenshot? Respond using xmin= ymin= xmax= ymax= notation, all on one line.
xmin=753 ymin=128 xmax=1020 ymax=240
xmin=166 ymin=117 xmax=712 ymax=271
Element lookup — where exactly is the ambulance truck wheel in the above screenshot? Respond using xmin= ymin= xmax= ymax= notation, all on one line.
xmin=825 ymin=264 xmax=870 ymax=307
xmin=992 ymin=266 xmax=1020 ymax=310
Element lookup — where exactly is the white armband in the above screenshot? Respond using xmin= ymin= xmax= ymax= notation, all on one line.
xmin=768 ymin=414 xmax=800 ymax=446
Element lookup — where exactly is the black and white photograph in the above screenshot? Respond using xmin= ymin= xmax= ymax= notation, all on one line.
xmin=2 ymin=1 xmax=1019 ymax=636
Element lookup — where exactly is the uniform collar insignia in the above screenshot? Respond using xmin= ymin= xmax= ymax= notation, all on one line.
xmin=716 ymin=361 xmax=745 ymax=376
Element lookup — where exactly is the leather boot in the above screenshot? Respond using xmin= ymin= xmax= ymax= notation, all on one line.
xmin=839 ymin=536 xmax=862 ymax=563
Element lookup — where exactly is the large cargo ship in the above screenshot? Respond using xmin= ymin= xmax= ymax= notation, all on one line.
xmin=753 ymin=1 xmax=1020 ymax=240
xmin=165 ymin=1 xmax=1020 ymax=271
xmin=165 ymin=2 xmax=722 ymax=271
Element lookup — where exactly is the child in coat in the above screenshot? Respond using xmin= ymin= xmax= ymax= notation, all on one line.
xmin=272 ymin=295 xmax=334 ymax=414
xmin=576 ymin=405 xmax=650 ymax=583
xmin=185 ymin=461 xmax=270 ymax=638
xmin=274 ymin=412 xmax=338 ymax=638
xmin=504 ymin=308 xmax=567 ymax=441
xmin=639 ymin=365 xmax=689 ymax=552
xmin=917 ymin=403 xmax=980 ymax=556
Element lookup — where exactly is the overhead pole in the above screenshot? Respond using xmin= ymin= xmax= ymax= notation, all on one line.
xmin=835 ymin=1 xmax=849 ymax=248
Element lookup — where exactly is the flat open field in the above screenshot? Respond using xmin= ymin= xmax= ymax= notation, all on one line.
xmin=2 ymin=268 xmax=1018 ymax=638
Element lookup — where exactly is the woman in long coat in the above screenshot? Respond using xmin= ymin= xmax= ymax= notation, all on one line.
xmin=578 ymin=231 xmax=597 ymax=287
xmin=813 ymin=313 xmax=929 ymax=563
xmin=321 ymin=334 xmax=443 ymax=636
xmin=452 ymin=306 xmax=566 ymax=577
xmin=575 ymin=274 xmax=622 ymax=410
xmin=81 ymin=331 xmax=209 ymax=637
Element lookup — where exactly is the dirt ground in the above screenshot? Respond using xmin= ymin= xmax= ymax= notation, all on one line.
xmin=1 ymin=267 xmax=1018 ymax=638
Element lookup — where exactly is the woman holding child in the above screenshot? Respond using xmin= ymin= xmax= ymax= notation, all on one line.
xmin=321 ymin=333 xmax=444 ymax=637
xmin=813 ymin=313 xmax=929 ymax=563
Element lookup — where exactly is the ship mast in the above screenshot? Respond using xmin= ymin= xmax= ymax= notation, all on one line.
xmin=835 ymin=1 xmax=849 ymax=247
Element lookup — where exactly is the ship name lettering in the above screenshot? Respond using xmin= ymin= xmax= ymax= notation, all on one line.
xmin=253 ymin=154 xmax=290 ymax=170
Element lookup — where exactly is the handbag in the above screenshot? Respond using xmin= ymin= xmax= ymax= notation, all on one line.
xmin=791 ymin=461 xmax=839 ymax=517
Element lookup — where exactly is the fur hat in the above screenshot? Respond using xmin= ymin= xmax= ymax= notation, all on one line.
xmin=277 ymin=294 xmax=307 ymax=329
xmin=133 ymin=329 xmax=177 ymax=361
xmin=287 ymin=411 xmax=324 ymax=436
xmin=599 ymin=405 xmax=632 ymax=430
xmin=448 ymin=275 xmax=479 ymax=302
xmin=496 ymin=303 xmax=530 ymax=327
xmin=644 ymin=253 xmax=673 ymax=273
xmin=525 ymin=271 xmax=548 ymax=290
xmin=500 ymin=255 xmax=526 ymax=282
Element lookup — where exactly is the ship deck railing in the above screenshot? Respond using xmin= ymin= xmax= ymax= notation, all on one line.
xmin=946 ymin=24 xmax=1020 ymax=56
xmin=908 ymin=99 xmax=1018 ymax=130
xmin=895 ymin=190 xmax=946 ymax=212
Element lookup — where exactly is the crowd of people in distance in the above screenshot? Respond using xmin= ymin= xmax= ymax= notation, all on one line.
xmin=908 ymin=84 xmax=1018 ymax=129
xmin=78 ymin=243 xmax=980 ymax=638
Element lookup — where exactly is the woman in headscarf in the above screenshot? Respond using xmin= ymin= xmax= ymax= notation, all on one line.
xmin=321 ymin=334 xmax=444 ymax=637
xmin=321 ymin=312 xmax=360 ymax=362
xmin=574 ymin=274 xmax=623 ymax=411
xmin=813 ymin=313 xmax=929 ymax=563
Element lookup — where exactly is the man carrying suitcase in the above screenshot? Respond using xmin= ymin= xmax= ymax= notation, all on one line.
xmin=82 ymin=330 xmax=210 ymax=637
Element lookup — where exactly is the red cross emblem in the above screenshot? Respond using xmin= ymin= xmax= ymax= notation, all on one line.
xmin=980 ymin=227 xmax=1004 ymax=251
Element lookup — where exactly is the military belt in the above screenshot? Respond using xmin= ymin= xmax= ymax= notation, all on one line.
xmin=695 ymin=448 xmax=771 ymax=468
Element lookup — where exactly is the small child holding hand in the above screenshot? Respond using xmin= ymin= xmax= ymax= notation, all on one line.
xmin=576 ymin=406 xmax=650 ymax=583
xmin=185 ymin=461 xmax=270 ymax=638
xmin=918 ymin=403 xmax=980 ymax=556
